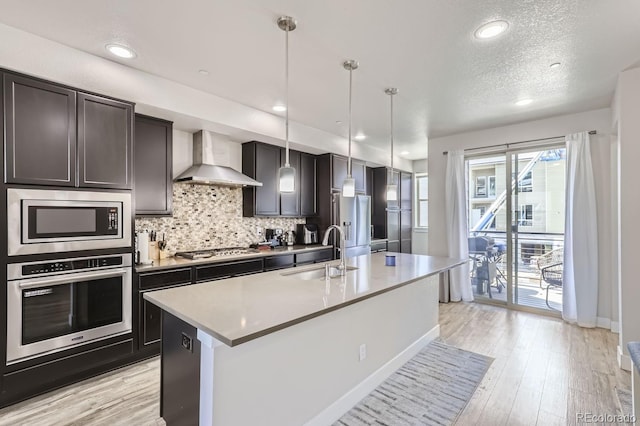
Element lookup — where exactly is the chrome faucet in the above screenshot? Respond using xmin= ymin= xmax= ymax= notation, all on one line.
xmin=322 ymin=225 xmax=346 ymax=274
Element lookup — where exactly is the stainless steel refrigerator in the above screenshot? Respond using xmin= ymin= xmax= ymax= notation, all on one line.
xmin=332 ymin=193 xmax=371 ymax=257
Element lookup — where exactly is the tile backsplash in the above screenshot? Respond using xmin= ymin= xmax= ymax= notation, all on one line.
xmin=134 ymin=183 xmax=306 ymax=253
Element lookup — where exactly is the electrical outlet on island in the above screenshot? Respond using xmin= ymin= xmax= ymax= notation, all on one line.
xmin=359 ymin=343 xmax=367 ymax=362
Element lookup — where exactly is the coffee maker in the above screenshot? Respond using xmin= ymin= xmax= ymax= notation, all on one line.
xmin=296 ymin=224 xmax=319 ymax=245
xmin=265 ymin=228 xmax=283 ymax=246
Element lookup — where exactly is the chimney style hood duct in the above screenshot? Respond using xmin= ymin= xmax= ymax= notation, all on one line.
xmin=174 ymin=131 xmax=262 ymax=187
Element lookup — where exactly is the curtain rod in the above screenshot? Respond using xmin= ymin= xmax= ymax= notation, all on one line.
xmin=442 ymin=130 xmax=597 ymax=155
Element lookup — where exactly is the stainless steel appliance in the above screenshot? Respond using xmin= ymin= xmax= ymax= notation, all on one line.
xmin=296 ymin=224 xmax=319 ymax=245
xmin=265 ymin=228 xmax=284 ymax=246
xmin=332 ymin=194 xmax=371 ymax=257
xmin=174 ymin=247 xmax=260 ymax=260
xmin=7 ymin=188 xmax=132 ymax=256
xmin=6 ymin=253 xmax=132 ymax=365
xmin=283 ymin=230 xmax=296 ymax=246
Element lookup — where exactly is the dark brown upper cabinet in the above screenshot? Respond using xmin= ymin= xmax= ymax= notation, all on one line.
xmin=242 ymin=141 xmax=317 ymax=217
xmin=243 ymin=141 xmax=281 ymax=216
xmin=400 ymin=171 xmax=413 ymax=211
xmin=372 ymin=167 xmax=412 ymax=253
xmin=78 ymin=93 xmax=133 ymax=189
xmin=134 ymin=114 xmax=173 ymax=215
xmin=4 ymin=73 xmax=77 ymax=186
xmin=330 ymin=154 xmax=366 ymax=193
xmin=328 ymin=154 xmax=367 ymax=193
xmin=299 ymin=152 xmax=317 ymax=216
xmin=280 ymin=149 xmax=301 ymax=216
xmin=3 ymin=71 xmax=134 ymax=189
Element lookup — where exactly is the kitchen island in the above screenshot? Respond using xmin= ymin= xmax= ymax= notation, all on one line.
xmin=144 ymin=252 xmax=464 ymax=426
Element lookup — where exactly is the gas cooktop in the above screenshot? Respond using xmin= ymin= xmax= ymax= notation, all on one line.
xmin=174 ymin=247 xmax=260 ymax=260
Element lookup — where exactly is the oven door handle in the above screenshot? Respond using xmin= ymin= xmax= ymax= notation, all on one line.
xmin=17 ymin=269 xmax=129 ymax=290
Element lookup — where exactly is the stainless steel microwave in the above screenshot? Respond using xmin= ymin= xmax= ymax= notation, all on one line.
xmin=7 ymin=188 xmax=132 ymax=256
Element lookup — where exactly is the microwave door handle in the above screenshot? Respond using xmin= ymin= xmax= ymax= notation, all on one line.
xmin=17 ymin=268 xmax=129 ymax=290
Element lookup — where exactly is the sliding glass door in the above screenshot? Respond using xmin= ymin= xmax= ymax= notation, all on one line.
xmin=466 ymin=144 xmax=566 ymax=313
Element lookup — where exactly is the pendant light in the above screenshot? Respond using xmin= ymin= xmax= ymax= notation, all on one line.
xmin=385 ymin=88 xmax=398 ymax=201
xmin=277 ymin=16 xmax=297 ymax=193
xmin=342 ymin=59 xmax=359 ymax=198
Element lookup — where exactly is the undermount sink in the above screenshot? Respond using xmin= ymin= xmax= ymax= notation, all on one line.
xmin=280 ymin=265 xmax=358 ymax=281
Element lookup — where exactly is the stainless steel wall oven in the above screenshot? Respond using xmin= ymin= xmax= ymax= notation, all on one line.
xmin=7 ymin=188 xmax=132 ymax=256
xmin=6 ymin=253 xmax=132 ymax=365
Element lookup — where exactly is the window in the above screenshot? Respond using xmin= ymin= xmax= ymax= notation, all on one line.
xmin=518 ymin=171 xmax=532 ymax=193
xmin=475 ymin=176 xmax=487 ymax=197
xmin=488 ymin=176 xmax=496 ymax=197
xmin=415 ymin=174 xmax=428 ymax=228
xmin=517 ymin=204 xmax=533 ymax=226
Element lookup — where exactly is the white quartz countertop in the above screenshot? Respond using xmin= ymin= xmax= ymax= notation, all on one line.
xmin=143 ymin=252 xmax=465 ymax=347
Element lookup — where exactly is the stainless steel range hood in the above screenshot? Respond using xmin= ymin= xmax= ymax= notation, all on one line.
xmin=174 ymin=131 xmax=262 ymax=187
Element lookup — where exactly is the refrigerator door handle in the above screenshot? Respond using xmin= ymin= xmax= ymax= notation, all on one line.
xmin=342 ymin=221 xmax=352 ymax=240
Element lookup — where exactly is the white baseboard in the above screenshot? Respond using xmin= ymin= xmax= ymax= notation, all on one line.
xmin=611 ymin=321 xmax=620 ymax=333
xmin=596 ymin=317 xmax=620 ymax=333
xmin=305 ymin=324 xmax=441 ymax=426
xmin=597 ymin=317 xmax=611 ymax=330
xmin=619 ymin=345 xmax=632 ymax=371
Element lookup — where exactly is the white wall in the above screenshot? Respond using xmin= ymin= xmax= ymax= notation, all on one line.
xmin=207 ymin=276 xmax=439 ymax=425
xmin=0 ymin=23 xmax=412 ymax=172
xmin=613 ymin=66 xmax=640 ymax=370
xmin=427 ymin=108 xmax=617 ymax=327
xmin=412 ymin=159 xmax=428 ymax=255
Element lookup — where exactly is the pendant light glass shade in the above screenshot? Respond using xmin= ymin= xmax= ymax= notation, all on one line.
xmin=278 ymin=166 xmax=295 ymax=192
xmin=343 ymin=60 xmax=359 ymax=198
xmin=386 ymin=183 xmax=398 ymax=201
xmin=342 ymin=177 xmax=356 ymax=197
xmin=385 ymin=87 xmax=399 ymax=202
xmin=277 ymin=16 xmax=296 ymax=193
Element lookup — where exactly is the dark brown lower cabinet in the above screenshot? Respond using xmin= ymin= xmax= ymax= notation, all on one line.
xmin=195 ymin=259 xmax=264 ymax=282
xmin=264 ymin=254 xmax=295 ymax=271
xmin=401 ymin=209 xmax=413 ymax=253
xmin=387 ymin=240 xmax=400 ymax=252
xmin=295 ymin=248 xmax=333 ymax=265
xmin=137 ymin=268 xmax=193 ymax=350
xmin=161 ymin=312 xmax=200 ymax=426
xmin=370 ymin=240 xmax=388 ymax=253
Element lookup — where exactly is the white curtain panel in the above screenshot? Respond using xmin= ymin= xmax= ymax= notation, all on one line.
xmin=563 ymin=132 xmax=598 ymax=327
xmin=445 ymin=150 xmax=473 ymax=302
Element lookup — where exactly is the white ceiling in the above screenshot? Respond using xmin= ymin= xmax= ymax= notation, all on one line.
xmin=0 ymin=0 xmax=638 ymax=160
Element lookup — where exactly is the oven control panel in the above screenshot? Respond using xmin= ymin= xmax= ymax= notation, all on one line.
xmin=22 ymin=256 xmax=124 ymax=276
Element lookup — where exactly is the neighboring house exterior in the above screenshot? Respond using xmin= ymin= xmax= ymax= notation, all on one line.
xmin=467 ymin=151 xmax=566 ymax=234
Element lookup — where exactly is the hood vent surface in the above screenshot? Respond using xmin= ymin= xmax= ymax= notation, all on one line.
xmin=174 ymin=131 xmax=262 ymax=187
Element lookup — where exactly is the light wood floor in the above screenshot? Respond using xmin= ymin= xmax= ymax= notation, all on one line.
xmin=441 ymin=302 xmax=630 ymax=426
xmin=0 ymin=302 xmax=630 ymax=425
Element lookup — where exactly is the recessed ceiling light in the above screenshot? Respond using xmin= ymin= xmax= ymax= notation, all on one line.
xmin=549 ymin=62 xmax=561 ymax=69
xmin=105 ymin=43 xmax=136 ymax=59
xmin=272 ymin=105 xmax=287 ymax=112
xmin=474 ymin=20 xmax=509 ymax=39
xmin=336 ymin=120 xmax=343 ymax=124
xmin=400 ymin=151 xmax=410 ymax=155
xmin=515 ymin=99 xmax=533 ymax=106
xmin=198 ymin=69 xmax=210 ymax=75
xmin=354 ymin=133 xmax=366 ymax=141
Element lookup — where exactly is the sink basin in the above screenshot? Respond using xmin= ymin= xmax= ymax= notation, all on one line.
xmin=281 ymin=265 xmax=358 ymax=281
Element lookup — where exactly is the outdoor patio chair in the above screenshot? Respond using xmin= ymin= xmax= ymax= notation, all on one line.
xmin=536 ymin=248 xmax=563 ymax=309
xmin=535 ymin=248 xmax=563 ymax=288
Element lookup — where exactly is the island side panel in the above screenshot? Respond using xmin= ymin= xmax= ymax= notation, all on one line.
xmin=202 ymin=274 xmax=439 ymax=426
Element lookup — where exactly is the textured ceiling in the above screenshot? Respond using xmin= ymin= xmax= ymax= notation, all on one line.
xmin=0 ymin=0 xmax=638 ymax=159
